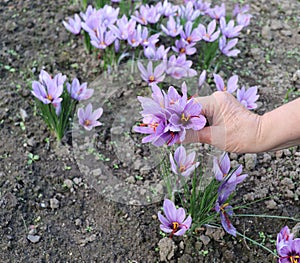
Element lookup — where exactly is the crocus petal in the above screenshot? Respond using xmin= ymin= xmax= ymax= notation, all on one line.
xmin=163 ymin=199 xmax=177 ymax=222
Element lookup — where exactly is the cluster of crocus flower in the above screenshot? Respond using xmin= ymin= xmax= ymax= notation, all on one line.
xmin=134 ymin=82 xmax=206 ymax=146
xmin=31 ymin=69 xmax=103 ymax=141
xmin=63 ymin=1 xmax=252 ymax=72
xmin=213 ymin=152 xmax=248 ymax=236
xmin=276 ymin=226 xmax=300 ymax=263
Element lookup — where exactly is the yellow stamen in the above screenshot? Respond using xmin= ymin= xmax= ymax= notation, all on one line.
xmin=180 ymin=48 xmax=186 ymax=54
xmin=181 ymin=113 xmax=190 ymax=122
xmin=149 ymin=75 xmax=155 ymax=82
xmin=223 ymin=86 xmax=227 ymax=91
xmin=84 ymin=120 xmax=91 ymax=126
xmin=47 ymin=94 xmax=53 ymax=101
xmin=186 ymin=36 xmax=192 ymax=43
xmin=179 ymin=164 xmax=186 ymax=173
xmin=172 ymin=222 xmax=179 ymax=231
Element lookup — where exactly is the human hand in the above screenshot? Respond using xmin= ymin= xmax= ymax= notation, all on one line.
xmin=184 ymin=91 xmax=263 ymax=153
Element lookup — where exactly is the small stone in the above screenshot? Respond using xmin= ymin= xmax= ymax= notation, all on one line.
xmin=63 ymin=179 xmax=73 ymax=189
xmin=126 ymin=176 xmax=135 ymax=184
xmin=244 ymin=153 xmax=257 ymax=170
xmin=87 ymin=234 xmax=97 ymax=242
xmin=275 ymin=150 xmax=283 ymax=159
xmin=179 ymin=241 xmax=184 ymax=250
xmin=261 ymin=25 xmax=272 ymax=40
xmin=152 ymin=214 xmax=157 ymax=220
xmin=223 ymin=250 xmax=235 ymax=261
xmin=50 ymin=198 xmax=59 ymax=209
xmin=110 ymin=126 xmax=123 ymax=135
xmin=199 ymin=235 xmax=210 ymax=246
xmin=75 ymin=219 xmax=82 ymax=226
xmin=281 ymin=178 xmax=294 ymax=189
xmin=195 ymin=241 xmax=202 ymax=251
xmin=91 ymin=168 xmax=102 ymax=176
xmin=283 ymin=149 xmax=291 ymax=156
xmin=280 ymin=30 xmax=292 ymax=37
xmin=178 ymin=254 xmax=194 ymax=263
xmin=73 ymin=177 xmax=82 ymax=185
xmin=270 ymin=20 xmax=283 ymax=30
xmin=27 ymin=235 xmax=41 ymax=243
xmin=133 ymin=159 xmax=143 ymax=170
xmin=20 ymin=108 xmax=28 ymax=122
xmin=285 ymin=190 xmax=294 ymax=199
xmin=265 ymin=199 xmax=277 ymax=210
xmin=158 ymin=237 xmax=176 ymax=261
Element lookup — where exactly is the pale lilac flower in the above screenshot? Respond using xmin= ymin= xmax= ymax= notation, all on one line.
xmin=197 ymin=20 xmax=220 ymax=42
xmin=31 ymin=70 xmax=65 ymax=105
xmin=215 ymin=182 xmax=236 ymax=236
xmin=219 ymin=36 xmax=240 ymax=57
xmin=220 ymin=17 xmax=243 ymax=38
xmin=237 ymin=13 xmax=252 ymax=27
xmin=140 ymin=26 xmax=160 ymax=47
xmin=198 ymin=70 xmax=206 ymax=88
xmin=213 ymin=152 xmax=231 ymax=181
xmin=156 ymin=0 xmax=178 ymax=17
xmin=67 ymin=78 xmax=94 ymax=101
xmin=213 ymin=73 xmax=238 ymax=93
xmin=63 ymin=14 xmax=82 ymax=35
xmin=101 ymin=5 xmax=120 ymax=26
xmin=161 ymin=16 xmax=183 ymax=37
xmin=178 ymin=2 xmax=200 ymax=21
xmin=205 ymin=3 xmax=226 ymax=20
xmin=137 ymin=61 xmax=165 ymax=85
xmin=194 ymin=0 xmax=211 ymax=14
xmin=132 ymin=4 xmax=161 ymax=25
xmin=78 ymin=103 xmax=103 ymax=131
xmin=144 ymin=45 xmax=170 ymax=61
xmin=111 ymin=0 xmax=120 ymax=2
xmin=180 ymin=21 xmax=201 ymax=43
xmin=166 ymin=55 xmax=197 ymax=79
xmin=90 ymin=25 xmax=116 ymax=49
xmin=237 ymin=86 xmax=259 ymax=110
xmin=127 ymin=27 xmax=142 ymax=47
xmin=169 ymin=98 xmax=206 ymax=138
xmin=109 ymin=15 xmax=136 ymax=40
xmin=276 ymin=226 xmax=295 ymax=252
xmin=80 ymin=5 xmax=97 ymax=21
xmin=172 ymin=39 xmax=197 ymax=56
xmin=278 ymin=239 xmax=300 ymax=263
xmin=158 ymin=199 xmax=192 ymax=237
xmin=170 ymin=145 xmax=199 ymax=177
xmin=232 ymin=4 xmax=250 ymax=18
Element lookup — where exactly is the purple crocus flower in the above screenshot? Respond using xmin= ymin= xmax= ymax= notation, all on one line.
xmin=278 ymin=239 xmax=300 ymax=263
xmin=172 ymin=39 xmax=197 ymax=56
xmin=194 ymin=0 xmax=211 ymax=15
xmin=215 ymin=182 xmax=236 ymax=236
xmin=213 ymin=73 xmax=238 ymax=93
xmin=144 ymin=45 xmax=170 ymax=61
xmin=161 ymin=16 xmax=182 ymax=37
xmin=100 ymin=5 xmax=120 ymax=27
xmin=178 ymin=2 xmax=200 ymax=21
xmin=140 ymin=26 xmax=160 ymax=47
xmin=166 ymin=55 xmax=197 ymax=79
xmin=237 ymin=86 xmax=259 ymax=110
xmin=78 ymin=103 xmax=103 ymax=131
xmin=137 ymin=61 xmax=165 ymax=86
xmin=226 ymin=164 xmax=248 ymax=186
xmin=219 ymin=36 xmax=240 ymax=57
xmin=237 ymin=13 xmax=252 ymax=27
xmin=197 ymin=19 xmax=220 ymax=42
xmin=109 ymin=15 xmax=136 ymax=40
xmin=31 ymin=70 xmax=65 ymax=105
xmin=158 ymin=199 xmax=192 ymax=237
xmin=205 ymin=3 xmax=226 ymax=20
xmin=63 ymin=14 xmax=82 ymax=35
xmin=127 ymin=26 xmax=142 ymax=48
xmin=220 ymin=17 xmax=244 ymax=38
xmin=132 ymin=4 xmax=161 ymax=25
xmin=169 ymin=97 xmax=206 ymax=138
xmin=89 ymin=25 xmax=116 ymax=49
xmin=80 ymin=5 xmax=96 ymax=21
xmin=156 ymin=0 xmax=178 ymax=17
xmin=170 ymin=145 xmax=199 ymax=177
xmin=145 ymin=4 xmax=161 ymax=24
xmin=67 ymin=78 xmax=94 ymax=101
xmin=213 ymin=152 xmax=231 ymax=181
xmin=180 ymin=21 xmax=201 ymax=44
xmin=276 ymin=226 xmax=295 ymax=252
xmin=232 ymin=3 xmax=250 ymax=17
